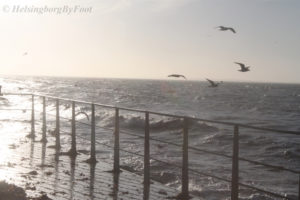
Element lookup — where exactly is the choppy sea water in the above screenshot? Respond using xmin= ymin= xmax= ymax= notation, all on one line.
xmin=0 ymin=75 xmax=299 ymax=200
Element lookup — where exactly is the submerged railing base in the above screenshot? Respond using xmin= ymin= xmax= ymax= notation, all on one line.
xmin=66 ymin=149 xmax=78 ymax=158
xmin=85 ymin=158 xmax=98 ymax=164
xmin=174 ymin=193 xmax=192 ymax=200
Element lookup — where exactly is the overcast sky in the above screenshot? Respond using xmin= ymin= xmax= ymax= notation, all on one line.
xmin=0 ymin=0 xmax=299 ymax=83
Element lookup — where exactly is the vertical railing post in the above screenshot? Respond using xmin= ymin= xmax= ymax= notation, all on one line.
xmin=231 ymin=125 xmax=239 ymax=200
xmin=55 ymin=99 xmax=60 ymax=150
xmin=30 ymin=94 xmax=35 ymax=139
xmin=88 ymin=103 xmax=97 ymax=163
xmin=178 ymin=117 xmax=189 ymax=199
xmin=144 ymin=112 xmax=150 ymax=189
xmin=41 ymin=96 xmax=47 ymax=142
xmin=113 ymin=108 xmax=120 ymax=172
xmin=69 ymin=101 xmax=77 ymax=156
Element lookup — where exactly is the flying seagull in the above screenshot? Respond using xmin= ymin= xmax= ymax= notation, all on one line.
xmin=216 ymin=26 xmax=236 ymax=33
xmin=76 ymin=111 xmax=90 ymax=121
xmin=206 ymin=78 xmax=222 ymax=87
xmin=168 ymin=74 xmax=187 ymax=79
xmin=235 ymin=62 xmax=250 ymax=72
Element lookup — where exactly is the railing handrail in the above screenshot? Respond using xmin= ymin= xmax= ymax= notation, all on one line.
xmin=3 ymin=92 xmax=300 ymax=136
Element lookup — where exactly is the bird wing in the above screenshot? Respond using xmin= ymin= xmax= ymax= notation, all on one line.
xmin=180 ymin=75 xmax=187 ymax=79
xmin=206 ymin=78 xmax=215 ymax=85
xmin=234 ymin=62 xmax=245 ymax=68
xmin=229 ymin=28 xmax=236 ymax=33
xmin=76 ymin=111 xmax=90 ymax=121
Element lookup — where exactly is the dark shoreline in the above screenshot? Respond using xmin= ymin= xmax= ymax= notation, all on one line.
xmin=0 ymin=181 xmax=52 ymax=200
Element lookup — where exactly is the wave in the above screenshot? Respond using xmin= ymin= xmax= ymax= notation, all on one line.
xmin=100 ymin=113 xmax=219 ymax=133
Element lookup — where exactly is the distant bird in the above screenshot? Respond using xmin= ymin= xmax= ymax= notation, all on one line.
xmin=23 ymin=52 xmax=28 ymax=56
xmin=235 ymin=62 xmax=250 ymax=72
xmin=216 ymin=26 xmax=236 ymax=33
xmin=206 ymin=78 xmax=222 ymax=87
xmin=76 ymin=111 xmax=90 ymax=121
xmin=168 ymin=74 xmax=187 ymax=80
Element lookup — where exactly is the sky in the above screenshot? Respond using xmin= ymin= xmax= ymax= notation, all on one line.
xmin=0 ymin=0 xmax=299 ymax=83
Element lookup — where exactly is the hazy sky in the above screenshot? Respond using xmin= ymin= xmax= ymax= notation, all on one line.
xmin=1 ymin=0 xmax=299 ymax=83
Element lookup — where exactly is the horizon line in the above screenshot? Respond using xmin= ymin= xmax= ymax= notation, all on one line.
xmin=0 ymin=73 xmax=300 ymax=85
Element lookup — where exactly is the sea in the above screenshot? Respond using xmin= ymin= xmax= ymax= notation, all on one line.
xmin=0 ymin=75 xmax=299 ymax=200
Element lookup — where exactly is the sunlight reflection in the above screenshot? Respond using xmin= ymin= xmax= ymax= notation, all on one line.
xmin=0 ymin=120 xmax=29 ymax=181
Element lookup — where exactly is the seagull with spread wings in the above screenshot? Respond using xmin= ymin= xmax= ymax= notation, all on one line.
xmin=216 ymin=26 xmax=236 ymax=33
xmin=235 ymin=62 xmax=250 ymax=72
xmin=76 ymin=111 xmax=90 ymax=121
xmin=168 ymin=74 xmax=187 ymax=80
xmin=206 ymin=78 xmax=222 ymax=87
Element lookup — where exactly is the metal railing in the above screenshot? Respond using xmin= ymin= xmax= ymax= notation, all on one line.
xmin=1 ymin=92 xmax=300 ymax=200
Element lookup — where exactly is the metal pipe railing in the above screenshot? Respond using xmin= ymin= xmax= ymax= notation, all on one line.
xmin=41 ymin=96 xmax=47 ymax=142
xmin=55 ymin=99 xmax=60 ymax=151
xmin=2 ymin=92 xmax=299 ymax=200
xmin=28 ymin=93 xmax=300 ymax=136
xmin=113 ymin=108 xmax=120 ymax=173
xmin=69 ymin=101 xmax=77 ymax=156
xmin=144 ymin=112 xmax=150 ymax=189
xmin=180 ymin=118 xmax=189 ymax=199
xmin=30 ymin=94 xmax=35 ymax=139
xmin=88 ymin=103 xmax=97 ymax=163
xmin=231 ymin=125 xmax=239 ymax=200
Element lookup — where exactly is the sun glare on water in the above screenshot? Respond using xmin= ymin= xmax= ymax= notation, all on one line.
xmin=0 ymin=95 xmax=31 ymax=182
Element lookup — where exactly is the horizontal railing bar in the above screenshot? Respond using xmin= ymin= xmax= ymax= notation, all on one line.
xmin=58 ymin=128 xmax=297 ymax=200
xmin=39 ymin=111 xmax=300 ymax=174
xmin=33 ymin=94 xmax=97 ymax=105
xmin=60 ymin=129 xmax=145 ymax=158
xmin=99 ymin=128 xmax=300 ymax=174
xmin=2 ymin=93 xmax=32 ymax=96
xmin=238 ymin=158 xmax=299 ymax=174
xmin=7 ymin=92 xmax=300 ymax=135
xmin=35 ymin=109 xmax=300 ymax=176
xmin=0 ymin=109 xmax=31 ymax=111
